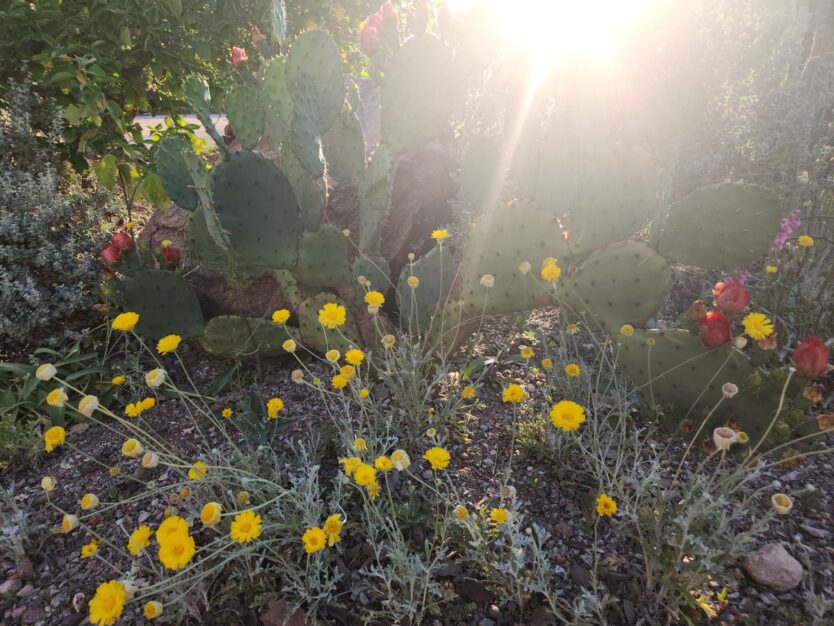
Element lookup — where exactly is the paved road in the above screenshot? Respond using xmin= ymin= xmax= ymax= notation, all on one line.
xmin=135 ymin=114 xmax=228 ymax=141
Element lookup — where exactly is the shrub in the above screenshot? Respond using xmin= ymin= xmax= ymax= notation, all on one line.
xmin=0 ymin=81 xmax=109 ymax=350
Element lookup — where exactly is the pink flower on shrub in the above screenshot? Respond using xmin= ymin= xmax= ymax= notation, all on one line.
xmin=713 ymin=279 xmax=750 ymax=316
xmin=161 ymin=246 xmax=181 ymax=269
xmin=358 ymin=23 xmax=381 ymax=54
xmin=100 ymin=243 xmax=122 ymax=265
xmin=231 ymin=46 xmax=248 ymax=67
xmin=791 ymin=337 xmax=830 ymax=378
xmin=380 ymin=1 xmax=398 ymax=25
xmin=698 ymin=311 xmax=732 ymax=348
xmin=111 ymin=231 xmax=133 ymax=252
xmin=773 ymin=208 xmax=801 ymax=251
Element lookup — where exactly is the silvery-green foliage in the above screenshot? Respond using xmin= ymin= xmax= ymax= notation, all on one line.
xmin=0 ymin=81 xmax=108 ymax=348
xmin=0 ymin=483 xmax=29 ymax=561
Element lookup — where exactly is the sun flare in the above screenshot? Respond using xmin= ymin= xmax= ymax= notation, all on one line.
xmin=487 ymin=0 xmax=651 ymax=62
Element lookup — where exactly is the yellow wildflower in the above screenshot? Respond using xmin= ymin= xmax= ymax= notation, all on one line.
xmin=353 ymin=437 xmax=368 ymax=452
xmin=541 ymin=358 xmax=553 ymax=369
xmin=81 ymin=540 xmax=99 ymax=559
xmin=43 ymin=426 xmax=66 ymax=453
xmin=46 ymin=388 xmax=68 ymax=408
xmin=111 ymin=312 xmax=140 ymax=332
xmin=423 ymin=446 xmax=450 ymax=470
xmin=230 ymin=511 xmax=262 ymax=544
xmin=431 ymin=228 xmax=449 ymax=241
xmin=88 ymin=580 xmax=125 ymax=626
xmin=596 ymin=494 xmax=617 ymax=517
xmin=188 ymin=461 xmax=207 ymax=480
xmin=490 ymin=507 xmax=508 ymax=525
xmin=128 ymin=525 xmax=151 ymax=555
xmin=272 ymin=309 xmax=290 ymax=324
xmin=111 ymin=375 xmax=125 ymax=386
xmin=302 ymin=527 xmax=326 ymax=554
xmin=323 ymin=514 xmax=343 ymax=546
xmin=267 ymin=397 xmax=284 ymax=419
xmin=519 ymin=345 xmax=534 ymax=360
xmin=353 ymin=463 xmax=377 ymax=486
xmin=798 ymin=235 xmax=814 ymax=247
xmin=564 ymin=363 xmax=581 ymax=377
xmin=461 ymin=385 xmax=476 ymax=399
xmin=502 ymin=383 xmax=526 ymax=403
xmin=345 ymin=348 xmax=365 ymax=366
xmin=331 ymin=374 xmax=348 ymax=389
xmin=374 ymin=455 xmax=394 ymax=472
xmin=364 ymin=290 xmax=385 ymax=307
xmin=200 ymin=502 xmax=222 ymax=527
xmin=144 ymin=601 xmax=164 ymax=619
xmin=318 ymin=303 xmax=346 ymax=329
xmin=549 ymin=400 xmax=586 ymax=432
xmin=742 ymin=312 xmax=774 ymax=341
xmin=156 ymin=334 xmax=181 ymax=355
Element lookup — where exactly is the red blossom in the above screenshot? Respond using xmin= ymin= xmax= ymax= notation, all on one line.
xmin=698 ymin=311 xmax=732 ymax=348
xmin=791 ymin=336 xmax=830 ymax=378
xmin=100 ymin=243 xmax=122 ymax=265
xmin=231 ymin=46 xmax=248 ymax=67
xmin=161 ymin=246 xmax=182 ymax=269
xmin=713 ymin=279 xmax=750 ymax=316
xmin=111 ymin=231 xmax=134 ymax=252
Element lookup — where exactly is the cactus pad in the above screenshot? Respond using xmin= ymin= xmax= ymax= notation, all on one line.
xmin=359 ymin=146 xmax=394 ymax=254
xmin=298 ymin=293 xmax=360 ymax=355
xmin=352 ymin=255 xmax=392 ymax=301
xmin=293 ymin=225 xmax=350 ymax=289
xmin=199 ymin=315 xmax=298 ymax=359
xmin=381 ymin=35 xmax=456 ymax=154
xmin=460 ymin=198 xmax=570 ymax=316
xmin=397 ymin=245 xmax=453 ymax=331
xmin=559 ymin=241 xmax=671 ymax=332
xmin=281 ymin=143 xmax=326 ymax=232
xmin=656 ymin=183 xmax=782 ymax=270
xmin=289 ymin=73 xmax=326 ymax=178
xmin=225 ymin=84 xmax=265 ymax=150
xmin=323 ymin=105 xmax=366 ymax=187
xmin=156 ymin=137 xmax=198 ymax=210
xmin=286 ymin=29 xmax=345 ymax=134
xmin=212 ymin=150 xmax=301 ymax=269
xmin=460 ymin=134 xmax=505 ymax=213
xmin=123 ymin=270 xmax=204 ymax=339
xmin=617 ymin=329 xmax=790 ymax=445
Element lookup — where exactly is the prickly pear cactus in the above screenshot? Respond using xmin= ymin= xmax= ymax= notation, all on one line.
xmin=285 ymin=29 xmax=345 ymax=134
xmin=616 ymin=329 xmax=792 ymax=445
xmin=200 ymin=316 xmax=298 ymax=359
xmin=157 ymin=137 xmax=198 ymax=210
xmin=212 ymin=150 xmax=302 ymax=269
xmin=655 ymin=183 xmax=783 ymax=270
xmin=381 ymin=35 xmax=457 ymax=154
xmin=293 ymin=226 xmax=350 ymax=289
xmin=225 ymin=84 xmax=265 ymax=150
xmin=559 ymin=241 xmax=671 ymax=333
xmin=352 ymin=256 xmax=391 ymax=302
xmin=323 ymin=105 xmax=366 ymax=187
xmin=123 ymin=270 xmax=204 ymax=339
xmin=359 ymin=147 xmax=394 ymax=255
xmin=297 ymin=293 xmax=360 ymax=355
xmin=397 ymin=245 xmax=453 ymax=330
xmin=459 ymin=198 xmax=570 ymax=317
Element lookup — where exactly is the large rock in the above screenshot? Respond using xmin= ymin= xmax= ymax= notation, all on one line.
xmin=741 ymin=543 xmax=803 ymax=592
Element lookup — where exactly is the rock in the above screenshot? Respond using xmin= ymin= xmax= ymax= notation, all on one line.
xmin=799 ymin=523 xmax=830 ymax=540
xmin=17 ymin=583 xmax=35 ymax=597
xmin=570 ymin=564 xmax=591 ymax=588
xmin=22 ymin=606 xmax=47 ymax=624
xmin=487 ymin=604 xmax=501 ymax=620
xmin=742 ymin=543 xmax=803 ymax=592
xmin=0 ymin=577 xmax=22 ymax=594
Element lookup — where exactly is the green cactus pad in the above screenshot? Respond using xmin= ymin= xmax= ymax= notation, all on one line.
xmin=617 ymin=329 xmax=789 ymax=445
xmin=293 ymin=225 xmax=350 ymax=289
xmin=286 ymin=29 xmax=345 ymax=134
xmin=212 ymin=150 xmax=301 ymax=269
xmin=460 ymin=134 xmax=505 ymax=213
xmin=352 ymin=255 xmax=392 ymax=301
xmin=289 ymin=73 xmax=326 ymax=178
xmin=225 ymin=84 xmax=265 ymax=150
xmin=359 ymin=146 xmax=394 ymax=254
xmin=397 ymin=245 xmax=453 ymax=331
xmin=123 ymin=270 xmax=204 ymax=339
xmin=460 ymin=198 xmax=570 ymax=317
xmin=281 ymin=143 xmax=326 ymax=232
xmin=199 ymin=315 xmax=298 ymax=359
xmin=263 ymin=57 xmax=294 ymax=123
xmin=562 ymin=146 xmax=658 ymax=257
xmin=559 ymin=241 xmax=671 ymax=333
xmin=298 ymin=293 xmax=360 ymax=355
xmin=273 ymin=269 xmax=315 ymax=309
xmin=323 ymin=105 xmax=366 ymax=187
xmin=186 ymin=208 xmax=267 ymax=278
xmin=656 ymin=183 xmax=782 ymax=270
xmin=381 ymin=35 xmax=456 ymax=154
xmin=183 ymin=75 xmax=212 ymax=120
xmin=156 ymin=137 xmax=198 ymax=210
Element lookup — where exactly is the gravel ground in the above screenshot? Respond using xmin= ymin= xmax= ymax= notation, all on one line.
xmin=1 ymin=311 xmax=832 ymax=626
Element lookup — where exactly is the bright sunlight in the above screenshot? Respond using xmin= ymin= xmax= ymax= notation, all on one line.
xmin=488 ymin=0 xmax=651 ymax=61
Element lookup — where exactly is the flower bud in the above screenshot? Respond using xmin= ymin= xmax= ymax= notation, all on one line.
xmin=141 ymin=451 xmax=160 ymax=469
xmin=36 ymin=363 xmax=57 ymax=381
xmin=78 ymin=395 xmax=99 ymax=417
xmin=230 ymin=46 xmax=247 ymax=67
xmin=145 ymin=368 xmax=166 ymax=388
xmin=100 ymin=242 xmax=122 ymax=265
xmin=712 ymin=426 xmax=736 ymax=451
xmin=111 ymin=231 xmax=134 ymax=252
xmin=41 ymin=476 xmax=56 ymax=492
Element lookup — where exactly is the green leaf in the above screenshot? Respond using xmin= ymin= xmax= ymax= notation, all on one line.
xmin=119 ymin=26 xmax=132 ymax=48
xmin=94 ymin=155 xmax=118 ymax=189
xmin=63 ymin=104 xmax=85 ymax=126
xmin=139 ymin=173 xmax=172 ymax=208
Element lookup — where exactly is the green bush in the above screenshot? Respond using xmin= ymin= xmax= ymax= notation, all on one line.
xmin=0 ymin=81 xmax=110 ymax=349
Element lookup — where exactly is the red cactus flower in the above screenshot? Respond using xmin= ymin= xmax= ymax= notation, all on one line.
xmin=791 ymin=336 xmax=830 ymax=378
xmin=698 ymin=311 xmax=732 ymax=348
xmin=161 ymin=245 xmax=181 ymax=269
xmin=231 ymin=46 xmax=248 ymax=67
xmin=100 ymin=242 xmax=122 ymax=265
xmin=713 ymin=279 xmax=750 ymax=316
xmin=380 ymin=1 xmax=398 ymax=25
xmin=358 ymin=24 xmax=381 ymax=54
xmin=111 ymin=231 xmax=134 ymax=252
